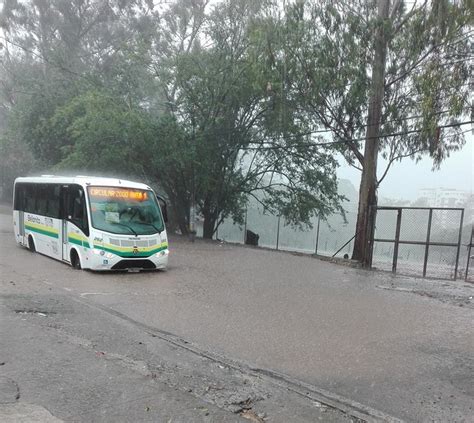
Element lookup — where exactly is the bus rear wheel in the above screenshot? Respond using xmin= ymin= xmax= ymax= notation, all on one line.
xmin=28 ymin=236 xmax=36 ymax=253
xmin=71 ymin=250 xmax=82 ymax=270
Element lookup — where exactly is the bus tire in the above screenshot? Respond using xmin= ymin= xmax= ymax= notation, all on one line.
xmin=28 ymin=235 xmax=36 ymax=253
xmin=70 ymin=250 xmax=81 ymax=270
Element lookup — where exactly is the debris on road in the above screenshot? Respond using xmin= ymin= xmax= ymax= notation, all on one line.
xmin=240 ymin=409 xmax=265 ymax=422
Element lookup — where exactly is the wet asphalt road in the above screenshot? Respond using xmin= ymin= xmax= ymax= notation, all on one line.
xmin=1 ymin=209 xmax=473 ymax=422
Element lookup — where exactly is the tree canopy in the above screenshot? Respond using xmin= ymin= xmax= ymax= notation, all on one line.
xmin=0 ymin=0 xmax=471 ymax=246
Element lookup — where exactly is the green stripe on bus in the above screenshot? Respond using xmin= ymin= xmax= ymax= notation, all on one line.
xmin=68 ymin=237 xmax=91 ymax=249
xmin=25 ymin=224 xmax=59 ymax=239
xmin=93 ymin=244 xmax=167 ymax=258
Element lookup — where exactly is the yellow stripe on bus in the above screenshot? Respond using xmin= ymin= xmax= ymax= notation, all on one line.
xmin=93 ymin=241 xmax=168 ymax=253
xmin=25 ymin=221 xmax=59 ymax=235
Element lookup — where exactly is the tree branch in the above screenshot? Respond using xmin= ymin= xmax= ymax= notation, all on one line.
xmin=377 ymin=147 xmax=425 ymax=187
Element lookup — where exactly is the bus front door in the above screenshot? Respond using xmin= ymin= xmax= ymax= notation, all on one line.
xmin=61 ymin=185 xmax=89 ymax=264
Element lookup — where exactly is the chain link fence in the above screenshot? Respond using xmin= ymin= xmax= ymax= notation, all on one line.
xmin=372 ymin=207 xmax=469 ymax=280
xmin=195 ymin=201 xmax=359 ymax=258
xmin=194 ymin=202 xmax=471 ymax=281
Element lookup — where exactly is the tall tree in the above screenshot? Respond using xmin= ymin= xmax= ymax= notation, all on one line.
xmin=354 ymin=0 xmax=390 ymax=265
xmin=48 ymin=0 xmax=345 ymax=238
xmin=0 ymin=0 xmax=156 ymax=166
xmin=278 ymin=0 xmax=471 ymax=265
xmin=109 ymin=0 xmax=342 ymax=238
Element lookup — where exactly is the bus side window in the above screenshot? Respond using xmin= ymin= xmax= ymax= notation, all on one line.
xmin=37 ymin=184 xmax=48 ymax=216
xmin=46 ymin=185 xmax=60 ymax=218
xmin=24 ymin=184 xmax=37 ymax=214
xmin=157 ymin=195 xmax=168 ymax=223
xmin=68 ymin=187 xmax=89 ymax=236
xmin=14 ymin=183 xmax=25 ymax=211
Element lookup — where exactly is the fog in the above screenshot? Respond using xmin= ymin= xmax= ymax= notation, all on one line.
xmin=338 ymin=134 xmax=474 ymax=201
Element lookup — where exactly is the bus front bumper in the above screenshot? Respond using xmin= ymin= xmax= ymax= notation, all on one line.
xmin=88 ymin=248 xmax=169 ymax=271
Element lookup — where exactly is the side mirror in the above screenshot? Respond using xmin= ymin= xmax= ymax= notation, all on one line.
xmin=156 ymin=195 xmax=168 ymax=223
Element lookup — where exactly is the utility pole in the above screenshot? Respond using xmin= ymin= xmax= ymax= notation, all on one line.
xmin=352 ymin=0 xmax=390 ymax=266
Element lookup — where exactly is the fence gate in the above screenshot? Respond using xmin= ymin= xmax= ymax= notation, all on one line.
xmin=371 ymin=207 xmax=465 ymax=280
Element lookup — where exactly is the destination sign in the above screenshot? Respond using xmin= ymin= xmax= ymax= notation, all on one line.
xmin=89 ymin=187 xmax=148 ymax=201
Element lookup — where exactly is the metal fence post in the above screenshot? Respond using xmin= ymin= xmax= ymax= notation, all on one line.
xmin=392 ymin=208 xmax=402 ymax=273
xmin=454 ymin=209 xmax=465 ymax=280
xmin=276 ymin=214 xmax=281 ymax=250
xmin=466 ymin=228 xmax=473 ymax=281
xmin=423 ymin=208 xmax=433 ymax=277
xmin=215 ymin=200 xmax=219 ymax=240
xmin=367 ymin=204 xmax=377 ymax=268
xmin=315 ymin=214 xmax=321 ymax=255
xmin=243 ymin=206 xmax=247 ymax=244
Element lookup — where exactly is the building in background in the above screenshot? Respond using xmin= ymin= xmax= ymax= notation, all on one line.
xmin=416 ymin=188 xmax=473 ymax=226
xmin=417 ymin=188 xmax=470 ymax=208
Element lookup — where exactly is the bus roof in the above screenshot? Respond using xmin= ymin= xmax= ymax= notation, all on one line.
xmin=14 ymin=175 xmax=151 ymax=190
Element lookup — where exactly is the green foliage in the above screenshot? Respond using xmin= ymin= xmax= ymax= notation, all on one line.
xmin=274 ymin=0 xmax=471 ymax=171
xmin=2 ymin=0 xmax=469 ymax=238
xmin=149 ymin=0 xmax=346 ymax=235
xmin=52 ymin=91 xmax=150 ymax=173
xmin=382 ymin=0 xmax=471 ymax=167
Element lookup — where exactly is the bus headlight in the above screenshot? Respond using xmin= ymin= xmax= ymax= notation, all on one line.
xmin=156 ymin=250 xmax=168 ymax=257
xmin=93 ymin=249 xmax=113 ymax=258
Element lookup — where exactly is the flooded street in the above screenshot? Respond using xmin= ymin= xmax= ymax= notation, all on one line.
xmin=1 ymin=208 xmax=473 ymax=422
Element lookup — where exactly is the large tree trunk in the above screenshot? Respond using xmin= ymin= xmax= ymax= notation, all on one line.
xmin=201 ymin=197 xmax=218 ymax=239
xmin=352 ymin=0 xmax=390 ymax=266
xmin=176 ymin=211 xmax=189 ymax=236
xmin=352 ymin=144 xmax=379 ymax=265
xmin=168 ymin=193 xmax=189 ymax=236
xmin=171 ymin=202 xmax=189 ymax=236
xmin=202 ymin=216 xmax=216 ymax=239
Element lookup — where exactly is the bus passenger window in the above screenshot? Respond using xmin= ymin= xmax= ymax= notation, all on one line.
xmin=73 ymin=197 xmax=83 ymax=220
xmin=47 ymin=185 xmax=60 ymax=218
xmin=68 ymin=187 xmax=89 ymax=235
xmin=14 ymin=184 xmax=25 ymax=211
xmin=36 ymin=185 xmax=48 ymax=216
xmin=24 ymin=184 xmax=37 ymax=214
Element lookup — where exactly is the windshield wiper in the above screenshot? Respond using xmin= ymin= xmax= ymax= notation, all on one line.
xmin=136 ymin=221 xmax=162 ymax=234
xmin=112 ymin=222 xmax=138 ymax=236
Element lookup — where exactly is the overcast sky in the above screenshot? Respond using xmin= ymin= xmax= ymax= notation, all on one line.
xmin=337 ymin=133 xmax=474 ymax=201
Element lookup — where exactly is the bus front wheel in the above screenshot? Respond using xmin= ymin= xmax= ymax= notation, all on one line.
xmin=28 ymin=236 xmax=36 ymax=253
xmin=70 ymin=250 xmax=82 ymax=270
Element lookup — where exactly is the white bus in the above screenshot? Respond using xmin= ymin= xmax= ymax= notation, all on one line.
xmin=13 ymin=176 xmax=169 ymax=271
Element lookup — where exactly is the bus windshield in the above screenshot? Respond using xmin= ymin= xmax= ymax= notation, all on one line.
xmin=87 ymin=186 xmax=164 ymax=236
